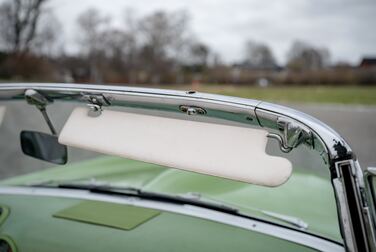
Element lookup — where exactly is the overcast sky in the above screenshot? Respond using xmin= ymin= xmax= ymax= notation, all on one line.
xmin=50 ymin=0 xmax=376 ymax=64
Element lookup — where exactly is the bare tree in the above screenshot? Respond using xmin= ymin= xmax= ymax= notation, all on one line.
xmin=73 ymin=8 xmax=210 ymax=84
xmin=31 ymin=13 xmax=62 ymax=56
xmin=77 ymin=8 xmax=110 ymax=57
xmin=122 ymin=8 xmax=139 ymax=82
xmin=287 ymin=40 xmax=330 ymax=71
xmin=103 ymin=30 xmax=134 ymax=62
xmin=190 ymin=42 xmax=210 ymax=68
xmin=139 ymin=10 xmax=190 ymax=59
xmin=138 ymin=10 xmax=192 ymax=83
xmin=244 ymin=40 xmax=277 ymax=69
xmin=0 ymin=0 xmax=51 ymax=54
xmin=102 ymin=28 xmax=138 ymax=82
xmin=77 ymin=8 xmax=111 ymax=82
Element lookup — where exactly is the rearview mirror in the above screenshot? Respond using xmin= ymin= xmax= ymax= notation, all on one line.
xmin=20 ymin=131 xmax=67 ymax=164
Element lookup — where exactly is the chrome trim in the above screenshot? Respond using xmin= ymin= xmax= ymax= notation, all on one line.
xmin=261 ymin=210 xmax=309 ymax=230
xmin=0 ymin=83 xmax=353 ymax=162
xmin=333 ymin=178 xmax=356 ymax=252
xmin=256 ymin=102 xmax=353 ymax=163
xmin=334 ymin=160 xmax=371 ymax=251
xmin=0 ymin=83 xmax=261 ymax=126
xmin=267 ymin=133 xmax=293 ymax=153
xmin=0 ymin=186 xmax=344 ymax=252
xmin=0 ymin=83 xmax=261 ymax=107
xmin=179 ymin=105 xmax=207 ymax=115
xmin=364 ymin=167 xmax=376 ymax=250
xmin=266 ymin=117 xmax=313 ymax=153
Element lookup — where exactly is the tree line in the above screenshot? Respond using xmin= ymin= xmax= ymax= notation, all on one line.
xmin=0 ymin=0 xmax=374 ymax=85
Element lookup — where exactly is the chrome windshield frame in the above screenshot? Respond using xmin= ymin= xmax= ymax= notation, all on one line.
xmin=0 ymin=82 xmax=370 ymax=251
xmin=0 ymin=82 xmax=353 ymax=161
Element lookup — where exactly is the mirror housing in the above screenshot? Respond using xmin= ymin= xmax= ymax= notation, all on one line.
xmin=20 ymin=131 xmax=67 ymax=164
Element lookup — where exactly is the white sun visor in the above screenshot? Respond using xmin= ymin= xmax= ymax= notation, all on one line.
xmin=59 ymin=107 xmax=292 ymax=187
xmin=0 ymin=106 xmax=5 ymax=126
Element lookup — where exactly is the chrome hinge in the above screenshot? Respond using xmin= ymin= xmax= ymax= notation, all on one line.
xmin=82 ymin=94 xmax=111 ymax=117
xmin=179 ymin=105 xmax=207 ymax=116
xmin=267 ymin=117 xmax=313 ymax=153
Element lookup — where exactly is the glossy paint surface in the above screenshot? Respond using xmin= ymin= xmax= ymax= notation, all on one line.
xmin=1 ymin=156 xmax=342 ymax=242
xmin=0 ymin=194 xmax=321 ymax=252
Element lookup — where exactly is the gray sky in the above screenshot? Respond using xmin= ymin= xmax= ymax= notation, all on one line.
xmin=51 ymin=0 xmax=376 ymax=64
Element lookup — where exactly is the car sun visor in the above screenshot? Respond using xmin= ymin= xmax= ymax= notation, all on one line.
xmin=59 ymin=107 xmax=292 ymax=187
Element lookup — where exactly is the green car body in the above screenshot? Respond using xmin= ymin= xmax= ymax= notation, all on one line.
xmin=0 ymin=156 xmax=340 ymax=252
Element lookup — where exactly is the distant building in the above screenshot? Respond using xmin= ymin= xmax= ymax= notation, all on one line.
xmin=359 ymin=57 xmax=376 ymax=68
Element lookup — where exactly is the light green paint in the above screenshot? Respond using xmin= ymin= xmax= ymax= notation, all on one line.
xmin=54 ymin=200 xmax=160 ymax=230
xmin=0 ymin=195 xmax=318 ymax=252
xmin=1 ymin=155 xmax=342 ymax=242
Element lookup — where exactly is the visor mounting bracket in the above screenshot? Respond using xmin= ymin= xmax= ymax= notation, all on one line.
xmin=267 ymin=117 xmax=313 ymax=153
xmin=24 ymin=89 xmax=57 ymax=135
xmin=179 ymin=105 xmax=207 ymax=116
xmin=82 ymin=94 xmax=111 ymax=117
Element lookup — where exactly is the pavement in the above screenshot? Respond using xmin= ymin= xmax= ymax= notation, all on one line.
xmin=0 ymin=101 xmax=375 ymax=178
xmin=289 ymin=103 xmax=376 ymax=169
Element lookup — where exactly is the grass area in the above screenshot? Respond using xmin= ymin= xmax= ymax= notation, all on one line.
xmin=166 ymin=85 xmax=376 ymax=105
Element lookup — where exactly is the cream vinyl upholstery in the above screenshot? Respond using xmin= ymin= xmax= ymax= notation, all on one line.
xmin=59 ymin=107 xmax=292 ymax=187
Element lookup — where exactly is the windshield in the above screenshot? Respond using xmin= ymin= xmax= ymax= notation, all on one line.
xmin=0 ymin=99 xmax=341 ymax=242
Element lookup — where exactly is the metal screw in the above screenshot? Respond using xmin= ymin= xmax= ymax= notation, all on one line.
xmin=179 ymin=105 xmax=207 ymax=116
xmin=186 ymin=107 xmax=197 ymax=115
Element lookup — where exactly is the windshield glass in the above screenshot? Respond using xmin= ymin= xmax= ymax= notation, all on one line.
xmin=0 ymin=100 xmax=341 ymax=242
